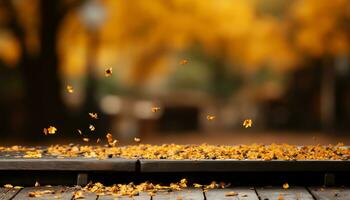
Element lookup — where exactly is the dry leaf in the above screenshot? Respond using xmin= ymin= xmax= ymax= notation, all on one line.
xmin=89 ymin=112 xmax=98 ymax=119
xmin=89 ymin=125 xmax=95 ymax=131
xmin=243 ymin=119 xmax=253 ymax=128
xmin=4 ymin=184 xmax=13 ymax=188
xmin=73 ymin=191 xmax=84 ymax=199
xmin=28 ymin=189 xmax=55 ymax=197
xmin=105 ymin=67 xmax=113 ymax=77
xmin=179 ymin=59 xmax=188 ymax=65
xmin=151 ymin=106 xmax=160 ymax=113
xmin=44 ymin=126 xmax=57 ymax=135
xmin=66 ymin=85 xmax=74 ymax=93
xmin=206 ymin=115 xmax=215 ymax=121
xmin=106 ymin=133 xmax=113 ymax=143
xmin=225 ymin=191 xmax=238 ymax=196
xmin=283 ymin=183 xmax=289 ymax=189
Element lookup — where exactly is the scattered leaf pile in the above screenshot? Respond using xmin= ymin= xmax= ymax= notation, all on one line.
xmin=0 ymin=143 xmax=348 ymax=160
xmin=83 ymin=179 xmax=187 ymax=197
xmin=21 ymin=180 xmax=240 ymax=198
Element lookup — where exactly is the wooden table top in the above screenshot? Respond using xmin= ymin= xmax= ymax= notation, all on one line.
xmin=1 ymin=186 xmax=349 ymax=200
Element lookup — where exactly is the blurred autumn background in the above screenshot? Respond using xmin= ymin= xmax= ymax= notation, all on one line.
xmin=1 ymin=0 xmax=350 ymax=145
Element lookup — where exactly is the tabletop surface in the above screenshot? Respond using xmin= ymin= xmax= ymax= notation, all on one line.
xmin=0 ymin=149 xmax=350 ymax=172
xmin=0 ymin=186 xmax=349 ymax=200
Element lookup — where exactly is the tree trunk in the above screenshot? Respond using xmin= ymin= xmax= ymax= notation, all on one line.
xmin=320 ymin=57 xmax=335 ymax=132
xmin=83 ymin=30 xmax=100 ymax=113
xmin=17 ymin=0 xmax=67 ymax=139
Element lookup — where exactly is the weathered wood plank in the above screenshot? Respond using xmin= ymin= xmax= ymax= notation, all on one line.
xmin=256 ymin=186 xmax=314 ymax=200
xmin=140 ymin=160 xmax=350 ymax=173
xmin=0 ymin=151 xmax=24 ymax=159
xmin=3 ymin=188 xmax=21 ymax=200
xmin=12 ymin=186 xmax=77 ymax=200
xmin=77 ymin=192 xmax=98 ymax=200
xmin=0 ymin=188 xmax=9 ymax=200
xmin=152 ymin=188 xmax=204 ymax=200
xmin=0 ymin=188 xmax=21 ymax=200
xmin=0 ymin=158 xmax=137 ymax=171
xmin=97 ymin=192 xmax=151 ymax=200
xmin=309 ymin=187 xmax=350 ymax=200
xmin=205 ymin=187 xmax=258 ymax=200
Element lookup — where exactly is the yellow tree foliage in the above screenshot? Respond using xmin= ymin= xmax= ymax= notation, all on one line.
xmin=58 ymin=0 xmax=298 ymax=86
xmin=290 ymin=0 xmax=350 ymax=57
xmin=2 ymin=0 xmax=349 ymax=82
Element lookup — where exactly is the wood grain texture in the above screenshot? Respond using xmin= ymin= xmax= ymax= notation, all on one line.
xmin=256 ymin=186 xmax=314 ymax=200
xmin=309 ymin=187 xmax=350 ymax=200
xmin=77 ymin=192 xmax=99 ymax=200
xmin=152 ymin=188 xmax=204 ymax=200
xmin=0 ymin=158 xmax=137 ymax=171
xmin=139 ymin=160 xmax=350 ymax=173
xmin=205 ymin=187 xmax=259 ymax=200
xmin=0 ymin=188 xmax=21 ymax=200
xmin=97 ymin=192 xmax=151 ymax=200
xmin=12 ymin=186 xmax=76 ymax=200
xmin=0 ymin=188 xmax=9 ymax=200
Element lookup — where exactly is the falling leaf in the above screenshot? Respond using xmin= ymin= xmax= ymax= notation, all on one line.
xmin=179 ymin=59 xmax=188 ymax=65
xmin=106 ymin=133 xmax=117 ymax=146
xmin=66 ymin=85 xmax=74 ymax=93
xmin=96 ymin=138 xmax=101 ymax=143
xmin=83 ymin=138 xmax=89 ymax=142
xmin=89 ymin=125 xmax=95 ymax=131
xmin=89 ymin=112 xmax=98 ymax=119
xmin=44 ymin=126 xmax=57 ymax=135
xmin=225 ymin=191 xmax=238 ymax=196
xmin=105 ymin=67 xmax=112 ymax=77
xmin=206 ymin=115 xmax=216 ymax=121
xmin=106 ymin=133 xmax=113 ymax=143
xmin=77 ymin=129 xmax=82 ymax=135
xmin=243 ymin=119 xmax=253 ymax=128
xmin=283 ymin=183 xmax=289 ymax=189
xmin=111 ymin=140 xmax=118 ymax=146
xmin=134 ymin=137 xmax=141 ymax=143
xmin=151 ymin=106 xmax=160 ymax=113
xmin=35 ymin=181 xmax=40 ymax=187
